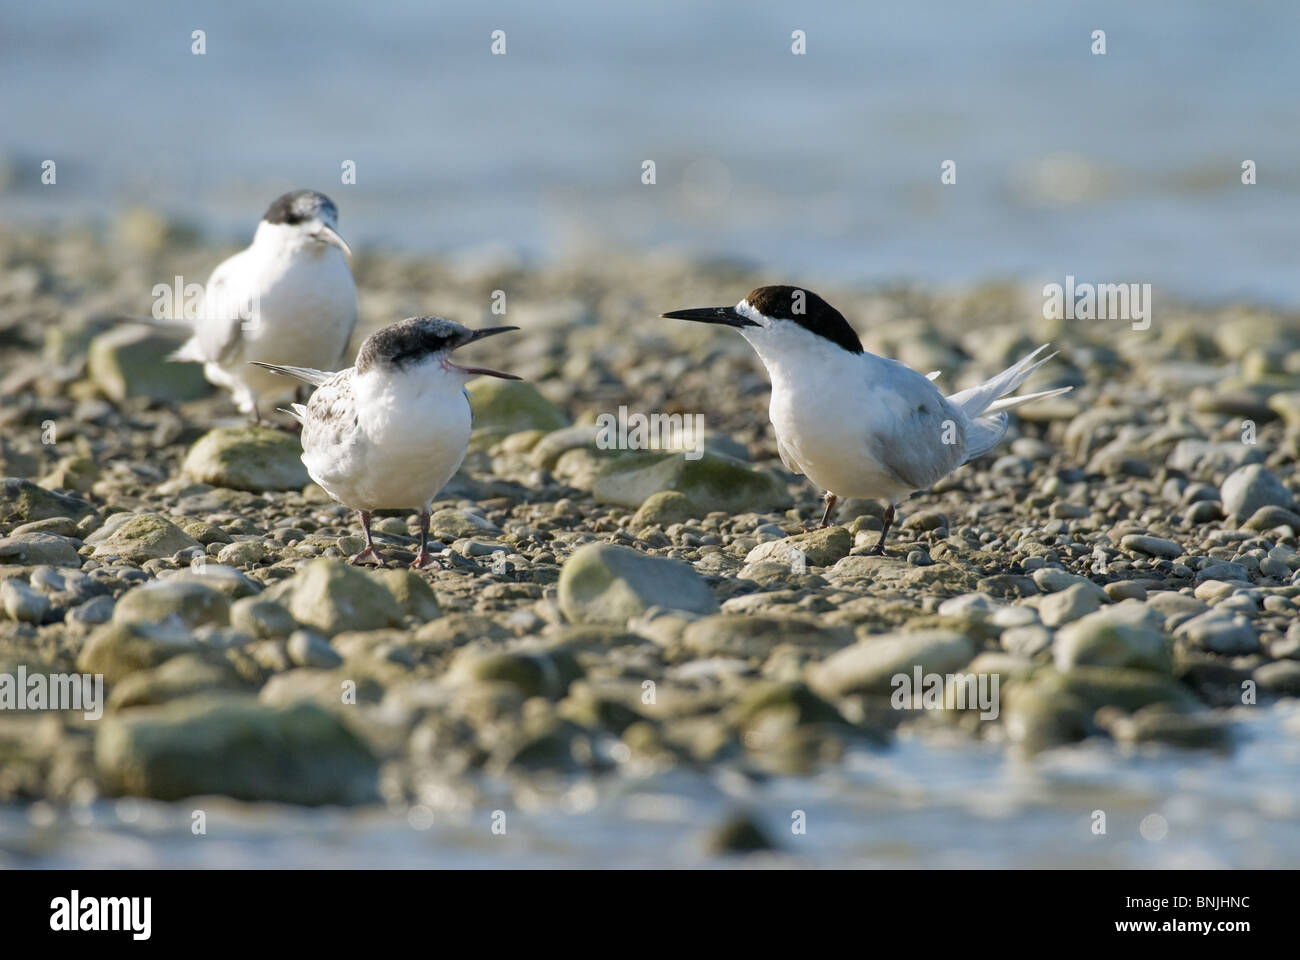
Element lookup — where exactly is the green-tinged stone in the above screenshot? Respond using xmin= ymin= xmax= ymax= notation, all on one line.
xmin=39 ymin=456 xmax=99 ymax=494
xmin=262 ymin=558 xmax=404 ymax=637
xmin=181 ymin=426 xmax=309 ymax=492
xmin=95 ymin=695 xmax=378 ymax=805
xmin=0 ymin=477 xmax=97 ymax=524
xmin=591 ymin=450 xmax=790 ymax=513
xmin=87 ymin=513 xmax=201 ymax=562
xmin=630 ymin=490 xmax=707 ymax=528
xmin=744 ymin=527 xmax=851 ymax=567
xmin=87 ymin=325 xmax=211 ymax=403
xmin=808 ymin=629 xmax=977 ymax=698
xmin=558 ymin=542 xmax=719 ymax=624
xmin=77 ymin=620 xmax=203 ymax=684
xmin=370 ymin=568 xmax=442 ymax=621
xmin=111 ymin=580 xmax=231 ymax=630
xmin=467 ymin=379 xmax=569 ymax=448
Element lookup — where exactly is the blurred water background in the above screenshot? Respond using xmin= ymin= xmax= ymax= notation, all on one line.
xmin=1 ymin=0 xmax=1297 ymax=306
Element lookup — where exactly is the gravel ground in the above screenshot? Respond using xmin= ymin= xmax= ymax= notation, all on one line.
xmin=1 ymin=217 xmax=1299 ymax=865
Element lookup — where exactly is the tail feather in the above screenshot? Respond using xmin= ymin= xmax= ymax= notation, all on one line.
xmin=962 ymin=414 xmax=1009 ymax=462
xmin=946 ymin=344 xmax=1053 ymax=418
xmin=946 ymin=344 xmax=1072 ymax=463
xmin=247 ymin=361 xmax=333 ymax=387
xmin=981 ymin=385 xmax=1074 ymax=416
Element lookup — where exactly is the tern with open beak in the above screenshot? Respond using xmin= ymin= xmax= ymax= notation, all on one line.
xmin=252 ymin=317 xmax=519 ymax=568
xmin=663 ymin=285 xmax=1071 ymax=553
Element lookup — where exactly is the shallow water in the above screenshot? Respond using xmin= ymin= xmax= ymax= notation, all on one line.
xmin=5 ymin=702 xmax=1296 ymax=868
xmin=1 ymin=1 xmax=1298 ymax=305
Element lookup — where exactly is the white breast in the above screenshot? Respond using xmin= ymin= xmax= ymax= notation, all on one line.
xmin=197 ymin=242 xmax=357 ymax=411
xmin=748 ymin=329 xmax=957 ymax=503
xmin=237 ymin=248 xmax=357 ymax=386
xmin=303 ymin=359 xmax=471 ymax=511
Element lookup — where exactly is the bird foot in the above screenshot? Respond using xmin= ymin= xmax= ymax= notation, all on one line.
xmin=802 ymin=520 xmax=830 ymax=533
xmin=349 ymin=545 xmax=388 ymax=567
xmin=408 ymin=550 xmax=438 ymax=570
xmin=866 ymin=543 xmax=887 ymax=557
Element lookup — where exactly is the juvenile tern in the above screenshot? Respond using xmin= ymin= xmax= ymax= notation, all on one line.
xmin=251 ymin=316 xmax=519 ymax=568
xmin=171 ymin=190 xmax=358 ymax=420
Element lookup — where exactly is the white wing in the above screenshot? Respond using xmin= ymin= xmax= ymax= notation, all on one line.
xmin=776 ymin=436 xmax=803 ymax=476
xmin=192 ymin=249 xmax=257 ymax=365
xmin=861 ymin=359 xmax=967 ymax=491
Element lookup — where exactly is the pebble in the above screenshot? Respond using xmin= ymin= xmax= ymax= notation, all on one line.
xmin=263 ymin=559 xmax=406 ymax=637
xmin=1001 ymin=624 xmax=1052 ymax=658
xmin=1104 ymin=580 xmax=1147 ymax=602
xmin=1220 ymin=464 xmax=1293 ymax=520
xmin=287 ymin=630 xmax=344 ymax=669
xmin=1 ymin=578 xmax=50 ymax=623
xmin=5 ymin=228 xmax=1300 ymax=845
xmin=809 ymin=629 xmax=976 ymax=697
xmin=1186 ymin=501 xmax=1225 ymax=524
xmin=1196 ymin=562 xmax=1250 ymax=583
xmin=557 ymin=542 xmax=718 ymax=624
xmin=217 ymin=540 xmax=267 ymax=566
xmin=1038 ymin=582 xmax=1103 ymax=627
xmin=0 ymin=532 xmax=82 ymax=567
xmin=1119 ymin=535 xmax=1181 ymax=559
xmin=1174 ymin=611 xmax=1261 ymax=655
xmin=1054 ymin=611 xmax=1171 ymax=673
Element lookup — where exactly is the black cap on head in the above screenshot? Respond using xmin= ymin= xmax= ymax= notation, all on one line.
xmin=355 ymin=317 xmax=520 ymax=377
xmin=744 ymin=285 xmax=863 ymax=354
xmin=356 ymin=317 xmax=471 ymax=373
xmin=262 ymin=190 xmax=339 ymax=226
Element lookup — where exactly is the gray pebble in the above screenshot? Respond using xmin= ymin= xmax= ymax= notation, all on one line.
xmin=288 ymin=630 xmax=344 ymax=669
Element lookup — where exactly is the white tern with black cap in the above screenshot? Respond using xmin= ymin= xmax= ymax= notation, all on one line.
xmin=663 ymin=285 xmax=1071 ymax=552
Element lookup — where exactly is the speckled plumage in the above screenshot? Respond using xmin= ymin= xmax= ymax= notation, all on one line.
xmin=250 ymin=317 xmax=518 ymax=568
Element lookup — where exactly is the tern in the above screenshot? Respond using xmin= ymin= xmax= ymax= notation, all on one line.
xmin=171 ymin=190 xmax=358 ymax=420
xmin=251 ymin=316 xmax=519 ymax=568
xmin=663 ymin=285 xmax=1071 ymax=552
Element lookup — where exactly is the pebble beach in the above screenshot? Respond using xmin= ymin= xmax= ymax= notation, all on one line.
xmin=2 ymin=217 xmax=1300 ymax=868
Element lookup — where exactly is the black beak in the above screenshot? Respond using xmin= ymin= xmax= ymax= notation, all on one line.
xmin=452 ymin=325 xmax=521 ymax=380
xmin=660 ymin=306 xmax=759 ymax=328
xmin=463 ymin=325 xmax=519 ymax=343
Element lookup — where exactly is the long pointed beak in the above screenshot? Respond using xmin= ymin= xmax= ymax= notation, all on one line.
xmin=453 ymin=325 xmax=521 ymax=379
xmin=660 ymin=305 xmax=759 ymax=328
xmin=463 ymin=325 xmax=519 ymax=343
xmin=313 ymin=224 xmax=352 ymax=257
xmin=455 ymin=364 xmax=522 ymax=381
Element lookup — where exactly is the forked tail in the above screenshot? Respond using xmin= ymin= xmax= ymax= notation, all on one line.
xmin=946 ymin=344 xmax=1072 ymax=462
